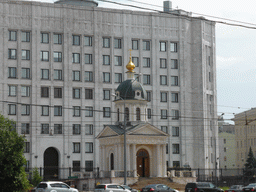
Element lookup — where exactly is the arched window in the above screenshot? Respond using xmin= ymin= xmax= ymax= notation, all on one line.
xmin=125 ymin=107 xmax=129 ymax=122
xmin=136 ymin=107 xmax=141 ymax=121
xmin=110 ymin=153 xmax=114 ymax=170
xmin=117 ymin=108 xmax=120 ymax=122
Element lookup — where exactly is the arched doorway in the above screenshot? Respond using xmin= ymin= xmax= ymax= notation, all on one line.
xmin=44 ymin=147 xmax=59 ymax=180
xmin=137 ymin=149 xmax=150 ymax=177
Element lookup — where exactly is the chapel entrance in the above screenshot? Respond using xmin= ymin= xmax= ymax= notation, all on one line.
xmin=137 ymin=149 xmax=150 ymax=177
xmin=44 ymin=147 xmax=59 ymax=180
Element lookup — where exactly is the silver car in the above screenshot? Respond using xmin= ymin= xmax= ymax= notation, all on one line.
xmin=95 ymin=184 xmax=131 ymax=192
xmin=35 ymin=181 xmax=79 ymax=192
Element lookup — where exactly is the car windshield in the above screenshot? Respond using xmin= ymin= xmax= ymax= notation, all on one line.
xmin=95 ymin=185 xmax=106 ymax=189
xmin=248 ymin=184 xmax=256 ymax=187
xmin=37 ymin=183 xmax=47 ymax=189
xmin=197 ymin=183 xmax=210 ymax=188
xmin=123 ymin=186 xmax=131 ymax=190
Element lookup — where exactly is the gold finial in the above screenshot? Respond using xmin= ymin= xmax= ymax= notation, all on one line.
xmin=126 ymin=49 xmax=135 ymax=72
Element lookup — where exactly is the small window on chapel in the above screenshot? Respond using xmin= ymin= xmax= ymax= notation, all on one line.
xmin=137 ymin=92 xmax=140 ymax=96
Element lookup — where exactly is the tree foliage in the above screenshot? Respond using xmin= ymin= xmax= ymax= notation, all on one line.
xmin=31 ymin=167 xmax=42 ymax=187
xmin=244 ymin=147 xmax=256 ymax=177
xmin=0 ymin=114 xmax=31 ymax=191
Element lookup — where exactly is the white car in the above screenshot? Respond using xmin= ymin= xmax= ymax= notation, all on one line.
xmin=35 ymin=181 xmax=78 ymax=192
xmin=95 ymin=184 xmax=131 ymax=192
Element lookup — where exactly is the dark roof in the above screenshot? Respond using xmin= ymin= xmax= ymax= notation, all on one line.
xmin=115 ymin=79 xmax=147 ymax=100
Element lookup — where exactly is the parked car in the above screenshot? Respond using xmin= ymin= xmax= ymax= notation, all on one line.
xmin=225 ymin=185 xmax=244 ymax=192
xmin=185 ymin=182 xmax=223 ymax=192
xmin=141 ymin=184 xmax=178 ymax=192
xmin=94 ymin=184 xmax=131 ymax=192
xmin=121 ymin=185 xmax=138 ymax=192
xmin=35 ymin=181 xmax=79 ymax=192
xmin=243 ymin=183 xmax=256 ymax=192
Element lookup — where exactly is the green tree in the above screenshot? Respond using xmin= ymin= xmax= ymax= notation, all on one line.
xmin=0 ymin=114 xmax=31 ymax=191
xmin=31 ymin=167 xmax=42 ymax=187
xmin=244 ymin=147 xmax=256 ymax=178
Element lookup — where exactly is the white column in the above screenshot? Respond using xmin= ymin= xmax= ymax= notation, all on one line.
xmin=102 ymin=145 xmax=106 ymax=171
xmin=127 ymin=144 xmax=130 ymax=172
xmin=156 ymin=145 xmax=161 ymax=177
xmin=132 ymin=144 xmax=137 ymax=177
xmin=118 ymin=144 xmax=122 ymax=170
xmin=162 ymin=144 xmax=167 ymax=177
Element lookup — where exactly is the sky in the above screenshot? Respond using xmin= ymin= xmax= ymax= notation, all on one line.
xmin=33 ymin=0 xmax=256 ymax=122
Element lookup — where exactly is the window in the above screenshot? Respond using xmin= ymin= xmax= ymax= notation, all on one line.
xmin=41 ymin=106 xmax=49 ymax=116
xmin=54 ymin=70 xmax=62 ymax=80
xmin=132 ymin=40 xmax=139 ymax=50
xmin=132 ymin=57 xmax=139 ymax=67
xmin=8 ymin=85 xmax=16 ymax=96
xmin=161 ymin=109 xmax=168 ymax=119
xmin=84 ymin=71 xmax=93 ymax=82
xmin=147 ymin=108 xmax=152 ymax=119
xmin=54 ymin=106 xmax=62 ymax=116
xmin=85 ymin=124 xmax=93 ymax=135
xmin=114 ymin=56 xmax=122 ymax=66
xmin=172 ymin=144 xmax=180 ymax=154
xmin=103 ymin=90 xmax=110 ymax=100
xmin=8 ymin=67 xmax=17 ymax=78
xmin=73 ymin=106 xmax=81 ymax=117
xmin=143 ymin=75 xmax=150 ymax=85
xmin=24 ymin=142 xmax=30 ymax=153
xmin=21 ymin=31 xmax=30 ymax=42
xmin=85 ymin=161 xmax=93 ymax=172
xmin=73 ymin=35 xmax=80 ymax=45
xmin=21 ymin=68 xmax=30 ymax=79
xmin=136 ymin=108 xmax=140 ymax=121
xmin=84 ymin=36 xmax=92 ymax=46
xmin=146 ymin=91 xmax=151 ymax=102
xmin=143 ymin=40 xmax=150 ymax=50
xmin=170 ymin=42 xmax=178 ymax=52
xmin=21 ymin=50 xmax=30 ymax=60
xmin=114 ymin=38 xmax=122 ymax=49
xmin=21 ymin=86 xmax=30 ymax=97
xmin=73 ymin=124 xmax=81 ymax=135
xmin=53 ymin=34 xmax=62 ymax=44
xmin=161 ymin=126 xmax=168 ymax=133
xmin=224 ymin=138 xmax=226 ymax=144
xmin=21 ymin=123 xmax=30 ymax=134
xmin=85 ymin=106 xmax=93 ymax=117
xmin=171 ymin=59 xmax=178 ymax=69
xmin=160 ymin=75 xmax=167 ymax=85
xmin=143 ymin=58 xmax=150 ymax=68
xmin=171 ymin=93 xmax=179 ymax=103
xmin=21 ymin=104 xmax=30 ymax=115
xmin=85 ymin=142 xmax=93 ymax=153
xmin=103 ymin=107 xmax=111 ymax=117
xmin=172 ymin=127 xmax=179 ymax=137
xmin=103 ymin=72 xmax=110 ymax=83
xmin=72 ymin=71 xmax=80 ymax=81
xmin=72 ymin=53 xmax=80 ymax=63
xmin=73 ymin=161 xmax=81 ymax=172
xmin=134 ymin=74 xmax=140 ymax=82
xmin=41 ymin=124 xmax=49 ymax=134
xmin=172 ymin=110 xmax=179 ymax=120
xmin=115 ymin=73 xmax=122 ymax=83
xmin=8 ymin=49 xmax=17 ymax=59
xmin=160 ymin=41 xmax=166 ymax=52
xmin=103 ymin=55 xmax=110 ymax=65
xmin=173 ymin=161 xmax=180 ymax=168
xmin=85 ymin=54 xmax=92 ymax=64
xmin=41 ymin=51 xmax=49 ymax=61
xmin=171 ymin=76 xmax=179 ymax=86
xmin=166 ymin=144 xmax=169 ymax=154
xmin=224 ymin=147 xmax=226 ymax=152
xmin=8 ymin=104 xmax=16 ymax=115
xmin=41 ymin=33 xmax=49 ymax=43
xmin=9 ymin=31 xmax=17 ymax=41
xmin=73 ymin=88 xmax=81 ymax=99
xmin=53 ymin=52 xmax=62 ymax=62
xmin=85 ymin=89 xmax=93 ymax=99
xmin=41 ymin=69 xmax=49 ymax=80
xmin=159 ymin=60 xmax=167 ymax=71
xmin=54 ymin=124 xmax=62 ymax=134
xmin=160 ymin=92 xmax=167 ymax=102
xmin=54 ymin=88 xmax=62 ymax=98
xmin=209 ymin=72 xmax=212 ymax=82
xmin=103 ymin=37 xmax=110 ymax=48
xmin=73 ymin=143 xmax=80 ymax=153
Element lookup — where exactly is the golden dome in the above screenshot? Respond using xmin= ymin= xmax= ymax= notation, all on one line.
xmin=126 ymin=49 xmax=135 ymax=72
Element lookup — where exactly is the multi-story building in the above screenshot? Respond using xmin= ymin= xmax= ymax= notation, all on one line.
xmin=233 ymin=108 xmax=256 ymax=168
xmin=0 ymin=0 xmax=217 ymax=179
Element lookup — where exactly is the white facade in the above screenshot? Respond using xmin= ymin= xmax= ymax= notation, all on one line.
xmin=0 ymin=0 xmax=218 ymax=178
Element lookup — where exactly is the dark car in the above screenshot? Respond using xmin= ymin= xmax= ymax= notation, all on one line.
xmin=225 ymin=185 xmax=244 ymax=192
xmin=185 ymin=182 xmax=223 ymax=192
xmin=141 ymin=184 xmax=177 ymax=192
xmin=243 ymin=183 xmax=256 ymax=192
